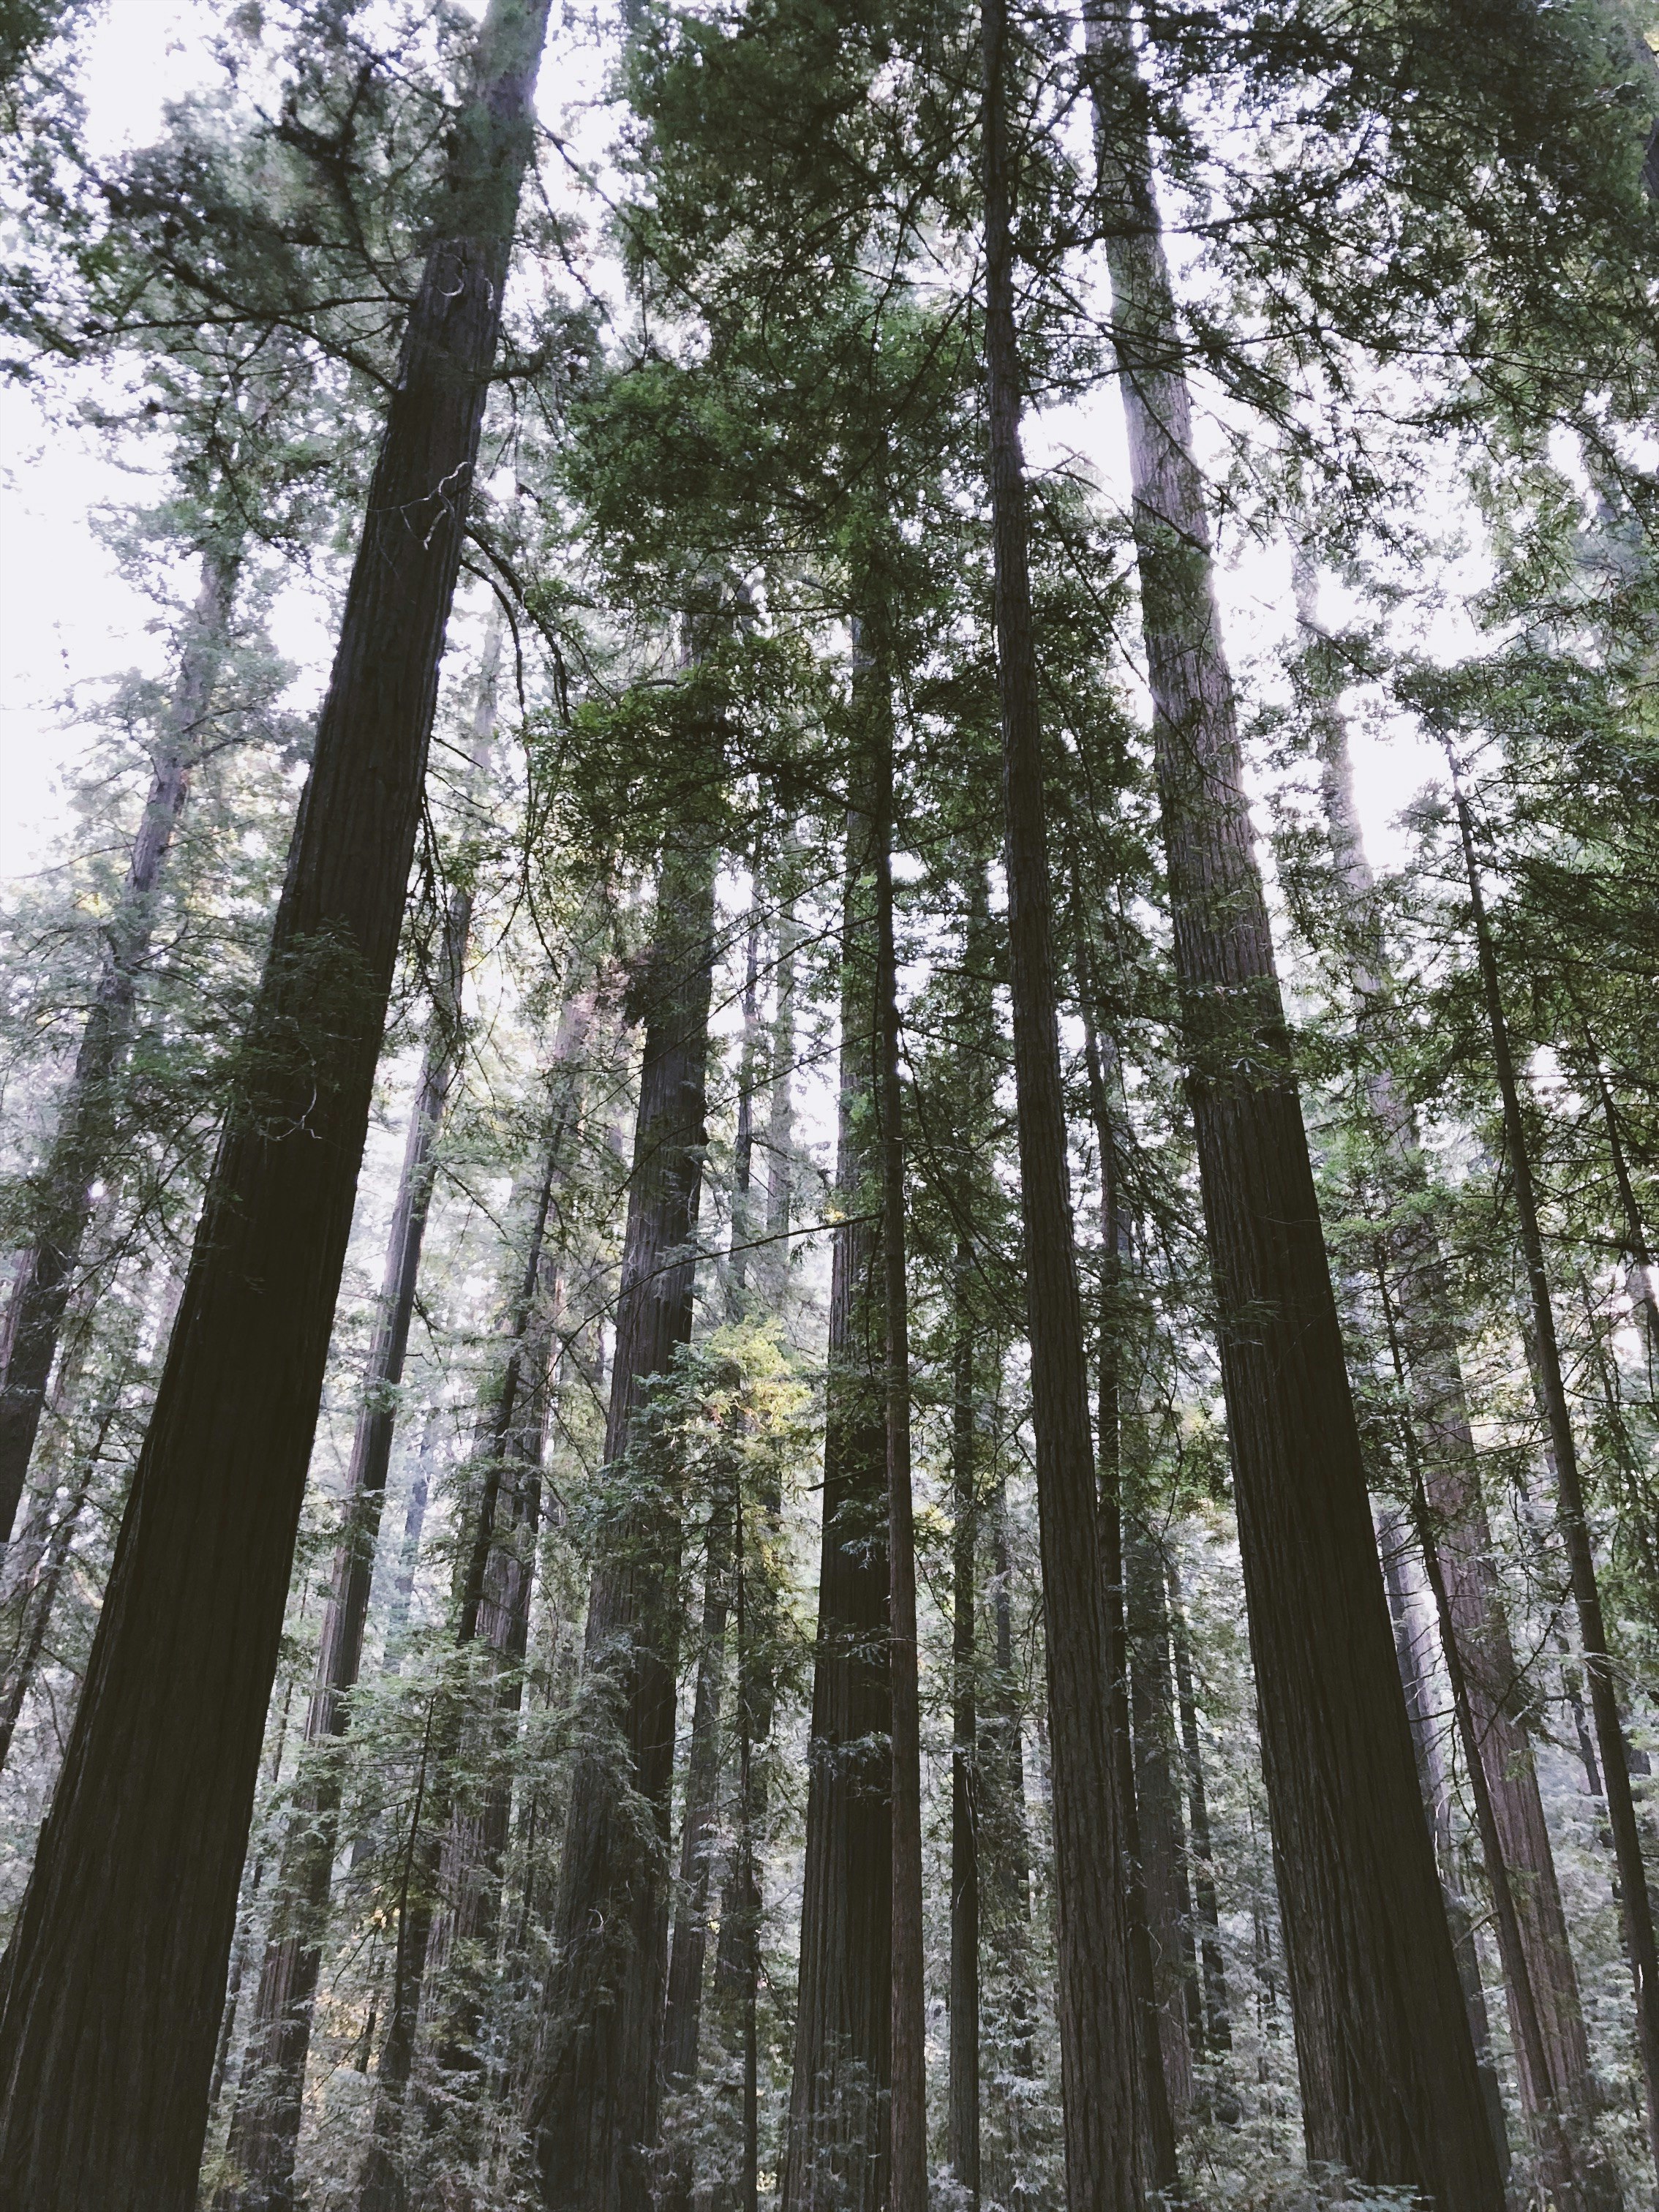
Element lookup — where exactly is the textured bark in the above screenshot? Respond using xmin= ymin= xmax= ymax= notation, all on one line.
xmin=949 ymin=1244 xmax=981 ymax=2208
xmin=1300 ymin=560 xmax=1602 ymax=2148
xmin=533 ymin=816 xmax=718 ymax=2212
xmin=1165 ymin=1565 xmax=1231 ymax=2060
xmin=0 ymin=543 xmax=238 ymax=1546
xmin=0 ymin=12 xmax=549 ymax=2205
xmin=658 ymin=1502 xmax=731 ymax=2212
xmin=1083 ymin=20 xmax=1502 ymax=2200
xmin=1372 ymin=1507 xmax=1508 ymax=2166
xmin=980 ymin=7 xmax=1143 ymax=2202
xmin=1080 ymin=1001 xmax=1180 ymax=2190
xmin=1126 ymin=1538 xmax=1197 ymax=2117
xmin=1451 ymin=769 xmax=1659 ymax=2186
xmin=872 ymin=678 xmax=927 ymax=2212
xmin=216 ymin=629 xmax=499 ymax=2212
xmin=783 ymin=794 xmax=891 ymax=2212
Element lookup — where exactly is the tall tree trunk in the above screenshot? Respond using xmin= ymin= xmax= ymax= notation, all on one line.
xmin=1165 ymin=1563 xmax=1232 ymax=2061
xmin=1126 ymin=1537 xmax=1198 ymax=2117
xmin=533 ymin=808 xmax=718 ymax=2212
xmin=783 ymin=794 xmax=891 ymax=2212
xmin=949 ymin=1241 xmax=982 ymax=2208
xmin=0 ymin=1441 xmax=99 ymax=1776
xmin=1451 ymin=763 xmax=1659 ymax=2185
xmin=979 ymin=5 xmax=1143 ymax=2202
xmin=727 ymin=893 xmax=764 ymax=1309
xmin=216 ymin=627 xmax=500 ymax=2212
xmin=0 ymin=543 xmax=240 ymax=1546
xmin=1299 ymin=557 xmax=1603 ymax=2152
xmin=658 ymin=1501 xmax=731 ymax=2212
xmin=1080 ymin=997 xmax=1181 ymax=2191
xmin=870 ymin=653 xmax=927 ymax=2212
xmin=1081 ymin=20 xmax=1502 ymax=2199
xmin=0 ymin=12 xmax=549 ymax=2204
xmin=1372 ymin=1505 xmax=1508 ymax=2167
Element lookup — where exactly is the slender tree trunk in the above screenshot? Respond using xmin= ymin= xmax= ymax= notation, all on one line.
xmin=0 ymin=14 xmax=549 ymax=2204
xmin=1080 ymin=21 xmax=1502 ymax=2199
xmin=0 ymin=543 xmax=240 ymax=1546
xmin=0 ymin=1451 xmax=97 ymax=1775
xmin=979 ymin=7 xmax=1142 ymax=2201
xmin=762 ymin=868 xmax=800 ymax=1293
xmin=949 ymin=1242 xmax=982 ymax=2208
xmin=1300 ymin=558 xmax=1603 ymax=2151
xmin=1372 ymin=1505 xmax=1508 ymax=2167
xmin=533 ymin=808 xmax=718 ymax=2212
xmin=1451 ymin=765 xmax=1659 ymax=2186
xmin=658 ymin=1502 xmax=731 ymax=2212
xmin=1080 ymin=999 xmax=1181 ymax=2192
xmin=783 ymin=791 xmax=891 ymax=2212
xmin=1126 ymin=1537 xmax=1198 ymax=2117
xmin=728 ymin=893 xmax=764 ymax=1309
xmin=1165 ymin=1564 xmax=1231 ymax=2062
xmin=216 ymin=628 xmax=500 ymax=2212
xmin=870 ymin=655 xmax=928 ymax=2212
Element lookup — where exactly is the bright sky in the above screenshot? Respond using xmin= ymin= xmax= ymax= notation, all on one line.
xmin=0 ymin=0 xmax=1462 ymax=898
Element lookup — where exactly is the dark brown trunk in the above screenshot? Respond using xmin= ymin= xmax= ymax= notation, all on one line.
xmin=949 ymin=1242 xmax=982 ymax=2208
xmin=0 ymin=12 xmax=549 ymax=2203
xmin=658 ymin=1500 xmax=731 ymax=2212
xmin=1082 ymin=20 xmax=1502 ymax=2198
xmin=1301 ymin=559 xmax=1602 ymax=2148
xmin=1165 ymin=1564 xmax=1231 ymax=2061
xmin=0 ymin=544 xmax=239 ymax=1546
xmin=1126 ymin=1538 xmax=1197 ymax=2116
xmin=533 ymin=813 xmax=718 ymax=2212
xmin=979 ymin=8 xmax=1143 ymax=2201
xmin=1372 ymin=1505 xmax=1508 ymax=2168
xmin=783 ymin=794 xmax=891 ymax=2212
xmin=728 ymin=897 xmax=764 ymax=1308
xmin=216 ymin=633 xmax=498 ymax=2212
xmin=872 ymin=663 xmax=927 ymax=2212
xmin=1451 ymin=767 xmax=1659 ymax=2186
xmin=1080 ymin=1001 xmax=1181 ymax=2191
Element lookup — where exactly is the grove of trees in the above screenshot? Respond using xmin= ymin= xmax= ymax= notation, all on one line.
xmin=3 ymin=1 xmax=1659 ymax=2207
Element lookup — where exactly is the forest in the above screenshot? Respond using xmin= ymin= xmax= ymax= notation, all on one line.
xmin=2 ymin=0 xmax=1659 ymax=2206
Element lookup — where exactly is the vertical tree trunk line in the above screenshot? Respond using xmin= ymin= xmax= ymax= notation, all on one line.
xmin=949 ymin=1238 xmax=982 ymax=2208
xmin=0 ymin=7 xmax=552 ymax=2201
xmin=980 ymin=6 xmax=1143 ymax=2202
xmin=1126 ymin=1535 xmax=1199 ymax=2117
xmin=1451 ymin=762 xmax=1659 ymax=2186
xmin=0 ymin=541 xmax=241 ymax=1547
xmin=1298 ymin=557 xmax=1602 ymax=2146
xmin=783 ymin=779 xmax=891 ymax=2212
xmin=217 ymin=625 xmax=503 ymax=2212
xmin=533 ymin=792 xmax=719 ymax=2212
xmin=1165 ymin=1564 xmax=1232 ymax=2064
xmin=1083 ymin=15 xmax=1502 ymax=2198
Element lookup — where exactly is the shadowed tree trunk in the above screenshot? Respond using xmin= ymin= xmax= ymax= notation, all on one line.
xmin=1299 ymin=557 xmax=1604 ymax=2163
xmin=1082 ymin=15 xmax=1502 ymax=2198
xmin=1126 ymin=1536 xmax=1198 ymax=2117
xmin=533 ymin=798 xmax=718 ymax=2212
xmin=1166 ymin=1562 xmax=1231 ymax=2064
xmin=0 ymin=541 xmax=240 ymax=1547
xmin=870 ymin=641 xmax=927 ymax=2212
xmin=979 ymin=6 xmax=1143 ymax=2202
xmin=0 ymin=11 xmax=550 ymax=2204
xmin=215 ymin=627 xmax=501 ymax=2212
xmin=783 ymin=785 xmax=891 ymax=2212
xmin=949 ymin=1240 xmax=981 ymax=2208
xmin=658 ymin=1500 xmax=731 ymax=2212
xmin=1450 ymin=760 xmax=1659 ymax=2186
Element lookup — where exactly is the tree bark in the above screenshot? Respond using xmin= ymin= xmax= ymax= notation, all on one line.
xmin=1126 ymin=1536 xmax=1198 ymax=2117
xmin=533 ymin=809 xmax=718 ymax=2212
xmin=1451 ymin=763 xmax=1659 ymax=2186
xmin=1299 ymin=557 xmax=1603 ymax=2149
xmin=979 ymin=7 xmax=1143 ymax=2202
xmin=0 ymin=543 xmax=239 ymax=1546
xmin=871 ymin=656 xmax=927 ymax=2212
xmin=215 ymin=626 xmax=499 ymax=2212
xmin=0 ymin=11 xmax=549 ymax=2203
xmin=1165 ymin=1562 xmax=1231 ymax=2062
xmin=949 ymin=1241 xmax=982 ymax=2208
xmin=1082 ymin=18 xmax=1503 ymax=2199
xmin=783 ymin=791 xmax=891 ymax=2212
